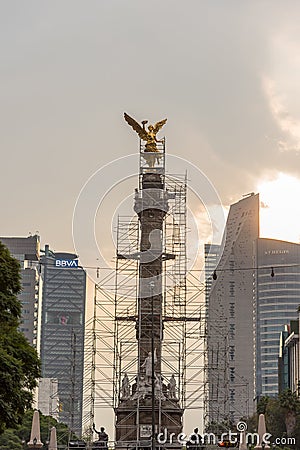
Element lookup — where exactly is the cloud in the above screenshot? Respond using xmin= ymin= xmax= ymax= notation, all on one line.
xmin=1 ymin=1 xmax=300 ymax=249
xmin=262 ymin=75 xmax=300 ymax=152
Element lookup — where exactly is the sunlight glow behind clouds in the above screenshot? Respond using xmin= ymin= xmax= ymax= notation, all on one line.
xmin=257 ymin=173 xmax=300 ymax=243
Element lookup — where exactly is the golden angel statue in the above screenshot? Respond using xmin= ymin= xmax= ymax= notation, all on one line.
xmin=124 ymin=112 xmax=167 ymax=168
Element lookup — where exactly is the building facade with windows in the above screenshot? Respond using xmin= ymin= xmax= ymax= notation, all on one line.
xmin=40 ymin=245 xmax=86 ymax=435
xmin=254 ymin=238 xmax=300 ymax=398
xmin=204 ymin=243 xmax=221 ymax=304
xmin=207 ymin=194 xmax=259 ymax=424
xmin=282 ymin=313 xmax=300 ymax=396
xmin=278 ymin=325 xmax=290 ymax=394
xmin=0 ymin=235 xmax=41 ymax=347
xmin=38 ymin=378 xmax=60 ymax=420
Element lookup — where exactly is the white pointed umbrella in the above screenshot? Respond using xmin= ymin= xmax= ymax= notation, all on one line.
xmin=239 ymin=431 xmax=247 ymax=450
xmin=48 ymin=426 xmax=57 ymax=450
xmin=254 ymin=413 xmax=270 ymax=449
xmin=27 ymin=410 xmax=43 ymax=448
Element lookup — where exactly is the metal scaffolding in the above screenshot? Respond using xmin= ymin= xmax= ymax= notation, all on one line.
xmin=83 ymin=148 xmax=207 ymax=446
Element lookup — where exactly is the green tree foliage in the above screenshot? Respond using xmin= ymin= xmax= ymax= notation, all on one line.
xmin=279 ymin=388 xmax=300 ymax=412
xmin=279 ymin=389 xmax=300 ymax=437
xmin=247 ymin=393 xmax=300 ymax=449
xmin=0 ymin=429 xmax=23 ymax=450
xmin=264 ymin=397 xmax=286 ymax=439
xmin=0 ymin=242 xmax=41 ymax=433
xmin=257 ymin=395 xmax=269 ymax=415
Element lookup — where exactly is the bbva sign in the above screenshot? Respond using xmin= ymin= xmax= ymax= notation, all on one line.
xmin=55 ymin=259 xmax=79 ymax=268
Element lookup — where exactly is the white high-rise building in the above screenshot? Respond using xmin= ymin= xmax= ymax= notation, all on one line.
xmin=204 ymin=243 xmax=221 ymax=304
xmin=37 ymin=378 xmax=59 ymax=420
xmin=207 ymin=194 xmax=259 ymax=424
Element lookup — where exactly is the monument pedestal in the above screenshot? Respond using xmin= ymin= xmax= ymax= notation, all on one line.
xmin=115 ymin=398 xmax=183 ymax=449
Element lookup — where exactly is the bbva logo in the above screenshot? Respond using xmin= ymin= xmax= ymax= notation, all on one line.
xmin=55 ymin=259 xmax=79 ymax=268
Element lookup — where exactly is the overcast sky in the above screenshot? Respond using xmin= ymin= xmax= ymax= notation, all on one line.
xmin=1 ymin=1 xmax=300 ymax=256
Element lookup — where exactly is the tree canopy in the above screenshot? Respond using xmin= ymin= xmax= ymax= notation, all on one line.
xmin=0 ymin=241 xmax=41 ymax=433
xmin=247 ymin=392 xmax=300 ymax=449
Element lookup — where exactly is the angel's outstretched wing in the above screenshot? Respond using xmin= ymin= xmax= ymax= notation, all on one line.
xmin=153 ymin=118 xmax=167 ymax=134
xmin=124 ymin=113 xmax=148 ymax=141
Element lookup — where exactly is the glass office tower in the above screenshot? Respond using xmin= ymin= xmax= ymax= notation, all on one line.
xmin=254 ymin=238 xmax=300 ymax=397
xmin=40 ymin=245 xmax=86 ymax=435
